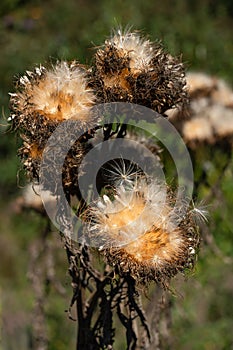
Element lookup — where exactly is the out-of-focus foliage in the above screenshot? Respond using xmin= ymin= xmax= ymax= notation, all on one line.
xmin=0 ymin=0 xmax=232 ymax=349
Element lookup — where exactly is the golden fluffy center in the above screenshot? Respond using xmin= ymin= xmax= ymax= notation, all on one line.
xmin=107 ymin=197 xmax=145 ymax=229
xmin=124 ymin=227 xmax=183 ymax=264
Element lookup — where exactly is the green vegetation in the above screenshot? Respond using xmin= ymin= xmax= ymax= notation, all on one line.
xmin=0 ymin=1 xmax=232 ymax=349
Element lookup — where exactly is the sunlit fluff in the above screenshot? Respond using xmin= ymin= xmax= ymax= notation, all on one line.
xmin=108 ymin=29 xmax=154 ymax=71
xmin=92 ymin=29 xmax=188 ymax=114
xmin=11 ymin=61 xmax=95 ymax=126
xmin=190 ymin=200 xmax=209 ymax=224
xmin=102 ymin=158 xmax=143 ymax=189
xmin=87 ymin=178 xmax=197 ymax=267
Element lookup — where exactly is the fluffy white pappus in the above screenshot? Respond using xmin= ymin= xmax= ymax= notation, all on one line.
xmin=32 ymin=62 xmax=95 ymax=122
xmin=108 ymin=29 xmax=154 ymax=71
xmin=103 ymin=158 xmax=143 ymax=189
xmin=15 ymin=61 xmax=96 ymax=125
xmin=190 ymin=201 xmax=209 ymax=224
xmin=86 ymin=178 xmax=184 ymax=252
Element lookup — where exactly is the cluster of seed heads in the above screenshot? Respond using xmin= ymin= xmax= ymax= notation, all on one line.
xmin=9 ymin=29 xmax=202 ymax=286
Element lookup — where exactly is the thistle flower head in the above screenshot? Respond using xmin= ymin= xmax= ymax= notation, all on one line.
xmin=9 ymin=61 xmax=97 ymax=184
xmin=10 ymin=61 xmax=96 ymax=130
xmin=86 ymin=178 xmax=199 ymax=286
xmin=90 ymin=29 xmax=188 ymax=115
xmin=88 ymin=180 xmax=163 ymax=246
xmin=169 ymin=72 xmax=233 ymax=146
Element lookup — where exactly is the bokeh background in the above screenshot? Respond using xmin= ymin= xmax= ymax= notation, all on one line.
xmin=0 ymin=1 xmax=232 ymax=349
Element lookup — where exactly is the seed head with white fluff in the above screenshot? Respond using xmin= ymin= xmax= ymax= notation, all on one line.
xmin=90 ymin=29 xmax=188 ymax=115
xmin=86 ymin=177 xmax=199 ymax=286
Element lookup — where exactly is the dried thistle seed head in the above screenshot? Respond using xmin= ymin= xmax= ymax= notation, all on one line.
xmin=90 ymin=29 xmax=188 ymax=115
xmin=102 ymin=29 xmax=154 ymax=74
xmin=87 ymin=179 xmax=167 ymax=247
xmin=169 ymin=72 xmax=233 ymax=146
xmin=86 ymin=179 xmax=199 ymax=286
xmin=10 ymin=61 xmax=96 ymax=133
xmin=9 ymin=61 xmax=97 ymax=183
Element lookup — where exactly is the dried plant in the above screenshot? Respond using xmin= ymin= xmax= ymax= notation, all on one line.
xmin=9 ymin=29 xmax=203 ymax=350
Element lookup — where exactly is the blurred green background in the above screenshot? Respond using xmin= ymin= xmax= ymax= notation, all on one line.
xmin=0 ymin=0 xmax=232 ymax=349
